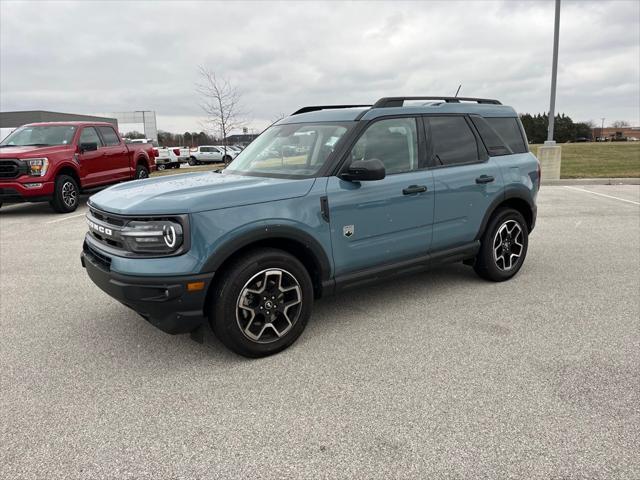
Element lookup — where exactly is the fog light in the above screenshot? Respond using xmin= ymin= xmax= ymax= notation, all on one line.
xmin=24 ymin=183 xmax=43 ymax=188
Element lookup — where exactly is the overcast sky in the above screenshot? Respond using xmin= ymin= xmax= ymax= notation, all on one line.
xmin=1 ymin=0 xmax=638 ymax=135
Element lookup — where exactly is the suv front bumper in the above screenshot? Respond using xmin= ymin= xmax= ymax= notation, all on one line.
xmin=81 ymin=244 xmax=214 ymax=335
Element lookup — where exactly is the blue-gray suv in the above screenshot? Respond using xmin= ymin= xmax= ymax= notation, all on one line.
xmin=82 ymin=96 xmax=540 ymax=357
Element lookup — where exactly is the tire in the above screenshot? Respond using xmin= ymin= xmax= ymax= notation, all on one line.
xmin=188 ymin=157 xmax=197 ymax=166
xmin=210 ymin=248 xmax=313 ymax=358
xmin=223 ymin=155 xmax=232 ymax=164
xmin=135 ymin=164 xmax=149 ymax=179
xmin=157 ymin=164 xmax=166 ymax=171
xmin=50 ymin=174 xmax=79 ymax=213
xmin=474 ymin=207 xmax=529 ymax=282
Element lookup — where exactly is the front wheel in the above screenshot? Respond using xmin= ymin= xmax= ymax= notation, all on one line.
xmin=223 ymin=155 xmax=232 ymax=164
xmin=50 ymin=174 xmax=79 ymax=213
xmin=210 ymin=248 xmax=313 ymax=357
xmin=474 ymin=208 xmax=529 ymax=281
xmin=135 ymin=164 xmax=149 ymax=179
xmin=188 ymin=157 xmax=197 ymax=166
xmin=157 ymin=164 xmax=166 ymax=171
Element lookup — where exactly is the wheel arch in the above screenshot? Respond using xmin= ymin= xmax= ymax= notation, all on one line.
xmin=54 ymin=164 xmax=81 ymax=188
xmin=476 ymin=188 xmax=535 ymax=240
xmin=202 ymin=226 xmax=333 ymax=300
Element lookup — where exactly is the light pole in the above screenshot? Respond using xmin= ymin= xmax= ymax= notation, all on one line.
xmin=600 ymin=117 xmax=605 ymax=141
xmin=546 ymin=0 xmax=561 ymax=144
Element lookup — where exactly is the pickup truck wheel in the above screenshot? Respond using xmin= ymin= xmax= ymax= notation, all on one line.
xmin=157 ymin=164 xmax=166 ymax=171
xmin=50 ymin=174 xmax=79 ymax=213
xmin=474 ymin=208 xmax=528 ymax=282
xmin=135 ymin=165 xmax=149 ymax=179
xmin=188 ymin=157 xmax=197 ymax=166
xmin=210 ymin=248 xmax=313 ymax=357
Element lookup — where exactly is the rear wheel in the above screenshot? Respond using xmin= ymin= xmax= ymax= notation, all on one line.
xmin=135 ymin=164 xmax=149 ymax=179
xmin=50 ymin=174 xmax=79 ymax=213
xmin=474 ymin=208 xmax=528 ymax=281
xmin=210 ymin=248 xmax=313 ymax=357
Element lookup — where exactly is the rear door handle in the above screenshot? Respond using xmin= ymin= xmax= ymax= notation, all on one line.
xmin=476 ymin=175 xmax=495 ymax=184
xmin=403 ymin=185 xmax=428 ymax=195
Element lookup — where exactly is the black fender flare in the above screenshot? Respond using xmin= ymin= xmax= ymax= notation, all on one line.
xmin=200 ymin=224 xmax=333 ymax=283
xmin=475 ymin=186 xmax=536 ymax=240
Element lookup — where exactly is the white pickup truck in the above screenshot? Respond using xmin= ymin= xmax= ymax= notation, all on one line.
xmin=154 ymin=146 xmax=189 ymax=170
xmin=188 ymin=145 xmax=237 ymax=165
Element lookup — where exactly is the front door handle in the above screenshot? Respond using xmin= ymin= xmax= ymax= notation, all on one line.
xmin=403 ymin=185 xmax=428 ymax=195
xmin=476 ymin=175 xmax=495 ymax=184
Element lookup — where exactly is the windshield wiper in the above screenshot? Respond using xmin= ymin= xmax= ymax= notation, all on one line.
xmin=23 ymin=143 xmax=52 ymax=146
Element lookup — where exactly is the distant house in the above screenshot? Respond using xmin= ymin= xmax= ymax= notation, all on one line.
xmin=224 ymin=133 xmax=259 ymax=146
xmin=592 ymin=126 xmax=640 ymax=141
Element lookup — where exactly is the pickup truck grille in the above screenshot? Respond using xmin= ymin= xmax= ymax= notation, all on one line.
xmin=0 ymin=159 xmax=26 ymax=179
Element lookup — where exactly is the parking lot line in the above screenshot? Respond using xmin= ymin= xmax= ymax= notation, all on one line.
xmin=45 ymin=212 xmax=86 ymax=224
xmin=564 ymin=186 xmax=640 ymax=206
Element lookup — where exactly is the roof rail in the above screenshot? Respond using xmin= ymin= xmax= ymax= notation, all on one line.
xmin=372 ymin=96 xmax=502 ymax=108
xmin=291 ymin=104 xmax=371 ymax=115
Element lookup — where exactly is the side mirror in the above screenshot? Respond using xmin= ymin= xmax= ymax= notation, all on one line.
xmin=340 ymin=159 xmax=386 ymax=182
xmin=79 ymin=142 xmax=98 ymax=153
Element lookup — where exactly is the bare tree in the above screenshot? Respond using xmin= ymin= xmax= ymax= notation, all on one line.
xmin=611 ymin=120 xmax=630 ymax=128
xmin=196 ymin=66 xmax=244 ymax=164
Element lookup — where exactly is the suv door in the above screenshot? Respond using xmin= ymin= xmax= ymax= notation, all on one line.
xmin=97 ymin=126 xmax=129 ymax=181
xmin=210 ymin=147 xmax=224 ymax=163
xmin=77 ymin=126 xmax=105 ymax=186
xmin=326 ymin=117 xmax=434 ymax=277
xmin=425 ymin=115 xmax=504 ymax=251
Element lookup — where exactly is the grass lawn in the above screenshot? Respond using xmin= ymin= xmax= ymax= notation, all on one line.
xmin=150 ymin=144 xmax=640 ymax=180
xmin=529 ymin=142 xmax=640 ymax=178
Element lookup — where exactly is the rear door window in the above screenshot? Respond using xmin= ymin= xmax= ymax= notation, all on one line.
xmin=485 ymin=117 xmax=527 ymax=153
xmin=79 ymin=127 xmax=103 ymax=147
xmin=428 ymin=116 xmax=479 ymax=166
xmin=97 ymin=126 xmax=120 ymax=146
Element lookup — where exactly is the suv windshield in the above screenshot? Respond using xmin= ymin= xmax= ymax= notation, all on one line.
xmin=0 ymin=125 xmax=77 ymax=147
xmin=225 ymin=123 xmax=350 ymax=178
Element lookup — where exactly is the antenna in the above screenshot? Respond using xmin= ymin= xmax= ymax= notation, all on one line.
xmin=454 ymin=85 xmax=462 ymax=97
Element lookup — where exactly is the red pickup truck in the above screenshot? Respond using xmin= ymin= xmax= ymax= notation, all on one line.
xmin=0 ymin=122 xmax=156 ymax=213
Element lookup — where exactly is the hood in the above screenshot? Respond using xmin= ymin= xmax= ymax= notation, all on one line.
xmin=0 ymin=145 xmax=74 ymax=158
xmin=89 ymin=171 xmax=316 ymax=215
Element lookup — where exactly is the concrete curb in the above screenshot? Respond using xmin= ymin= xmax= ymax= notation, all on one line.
xmin=542 ymin=178 xmax=640 ymax=186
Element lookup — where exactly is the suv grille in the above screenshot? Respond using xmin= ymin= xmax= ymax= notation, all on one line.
xmin=0 ymin=159 xmax=27 ymax=179
xmin=87 ymin=206 xmax=128 ymax=251
xmin=84 ymin=241 xmax=112 ymax=271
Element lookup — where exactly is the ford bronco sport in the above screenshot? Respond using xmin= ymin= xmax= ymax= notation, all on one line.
xmin=81 ymin=96 xmax=539 ymax=357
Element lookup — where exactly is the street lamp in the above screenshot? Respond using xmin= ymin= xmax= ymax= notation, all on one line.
xmin=600 ymin=117 xmax=605 ymax=142
xmin=546 ymin=0 xmax=561 ymax=144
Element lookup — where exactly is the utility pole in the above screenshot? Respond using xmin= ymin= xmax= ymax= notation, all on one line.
xmin=546 ymin=0 xmax=561 ymax=144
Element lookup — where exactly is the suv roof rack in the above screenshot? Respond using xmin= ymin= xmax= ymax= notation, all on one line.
xmin=372 ymin=96 xmax=502 ymax=108
xmin=291 ymin=104 xmax=371 ymax=115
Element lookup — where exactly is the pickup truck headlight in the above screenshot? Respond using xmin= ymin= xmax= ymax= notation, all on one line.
xmin=120 ymin=219 xmax=184 ymax=254
xmin=25 ymin=157 xmax=49 ymax=176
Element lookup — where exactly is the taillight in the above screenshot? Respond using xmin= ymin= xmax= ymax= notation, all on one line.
xmin=173 ymin=148 xmax=180 ymax=156
xmin=152 ymin=148 xmax=159 ymax=158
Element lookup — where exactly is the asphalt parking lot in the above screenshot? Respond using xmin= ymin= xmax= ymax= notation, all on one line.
xmin=1 ymin=185 xmax=639 ymax=479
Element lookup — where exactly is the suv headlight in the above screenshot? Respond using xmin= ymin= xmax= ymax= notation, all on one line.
xmin=25 ymin=157 xmax=49 ymax=176
xmin=120 ymin=219 xmax=184 ymax=254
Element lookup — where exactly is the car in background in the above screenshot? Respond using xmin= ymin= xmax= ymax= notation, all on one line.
xmin=0 ymin=122 xmax=156 ymax=212
xmin=155 ymin=146 xmax=189 ymax=170
xmin=188 ymin=145 xmax=235 ymax=165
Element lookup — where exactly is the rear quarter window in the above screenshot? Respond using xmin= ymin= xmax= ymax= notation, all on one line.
xmin=485 ymin=117 xmax=528 ymax=154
